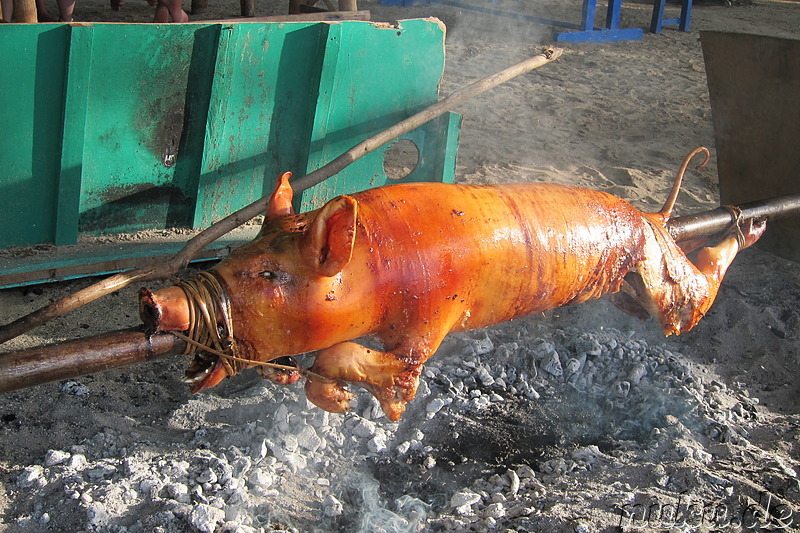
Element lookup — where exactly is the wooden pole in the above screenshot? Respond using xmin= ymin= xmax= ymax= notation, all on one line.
xmin=0 ymin=49 xmax=564 ymax=346
xmin=205 ymin=11 xmax=371 ymax=22
xmin=12 ymin=0 xmax=37 ymax=23
xmin=0 ymin=330 xmax=186 ymax=393
xmin=240 ymin=0 xmax=253 ymax=17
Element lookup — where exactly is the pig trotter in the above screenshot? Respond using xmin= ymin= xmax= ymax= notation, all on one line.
xmin=741 ymin=216 xmax=768 ymax=249
xmin=304 ymin=342 xmax=423 ymax=421
xmin=304 ymin=377 xmax=355 ymax=414
xmin=721 ymin=206 xmax=767 ymax=251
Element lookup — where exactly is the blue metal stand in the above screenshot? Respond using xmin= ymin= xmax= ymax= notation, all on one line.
xmin=650 ymin=0 xmax=693 ymax=33
xmin=556 ymin=0 xmax=643 ymax=43
xmin=379 ymin=0 xmax=690 ymax=43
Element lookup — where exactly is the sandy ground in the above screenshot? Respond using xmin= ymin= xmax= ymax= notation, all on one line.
xmin=1 ymin=0 xmax=800 ymax=532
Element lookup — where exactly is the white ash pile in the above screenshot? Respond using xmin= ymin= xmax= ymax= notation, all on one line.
xmin=7 ymin=379 xmax=425 ymax=533
xmin=398 ymin=322 xmax=794 ymax=532
xmin=6 ymin=319 xmax=799 ymax=532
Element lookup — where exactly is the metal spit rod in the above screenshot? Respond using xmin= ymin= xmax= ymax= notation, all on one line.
xmin=667 ymin=192 xmax=800 ymax=242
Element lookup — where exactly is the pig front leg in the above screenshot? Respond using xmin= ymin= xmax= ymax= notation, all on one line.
xmin=304 ymin=342 xmax=430 ymax=421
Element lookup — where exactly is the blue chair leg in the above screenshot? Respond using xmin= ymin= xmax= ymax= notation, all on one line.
xmin=680 ymin=0 xmax=692 ymax=31
xmin=606 ymin=0 xmax=621 ymax=30
xmin=581 ymin=0 xmax=596 ymax=32
xmin=650 ymin=0 xmax=666 ymax=33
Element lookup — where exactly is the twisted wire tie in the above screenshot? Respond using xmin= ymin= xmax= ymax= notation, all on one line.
xmin=172 ymin=271 xmax=334 ymax=384
xmin=721 ymin=205 xmax=747 ymax=249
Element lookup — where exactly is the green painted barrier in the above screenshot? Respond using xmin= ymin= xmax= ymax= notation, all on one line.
xmin=0 ymin=19 xmax=460 ymax=253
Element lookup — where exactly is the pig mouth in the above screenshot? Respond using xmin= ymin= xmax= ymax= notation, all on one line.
xmin=183 ymin=352 xmax=222 ymax=388
xmin=183 ymin=350 xmax=302 ymax=391
xmin=183 ymin=352 xmax=227 ymax=391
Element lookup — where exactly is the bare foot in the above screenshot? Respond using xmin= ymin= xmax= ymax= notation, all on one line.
xmin=153 ymin=3 xmax=169 ymax=21
xmin=153 ymin=0 xmax=188 ymax=22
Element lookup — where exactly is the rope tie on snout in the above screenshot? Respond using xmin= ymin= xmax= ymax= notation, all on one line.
xmin=170 ymin=271 xmax=335 ymax=384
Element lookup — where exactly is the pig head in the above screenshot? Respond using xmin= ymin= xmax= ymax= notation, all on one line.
xmin=141 ymin=172 xmax=436 ymax=420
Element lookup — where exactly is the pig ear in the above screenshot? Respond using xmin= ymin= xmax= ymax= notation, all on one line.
xmin=265 ymin=172 xmax=295 ymax=222
xmin=304 ymin=196 xmax=358 ymax=277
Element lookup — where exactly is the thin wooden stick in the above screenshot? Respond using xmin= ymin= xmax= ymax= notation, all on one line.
xmin=0 ymin=48 xmax=563 ymax=346
xmin=292 ymin=48 xmax=563 ymax=192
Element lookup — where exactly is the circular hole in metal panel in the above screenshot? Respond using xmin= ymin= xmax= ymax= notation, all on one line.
xmin=383 ymin=138 xmax=420 ymax=180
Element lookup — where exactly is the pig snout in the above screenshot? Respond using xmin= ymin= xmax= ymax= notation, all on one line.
xmin=139 ymin=286 xmax=192 ymax=333
xmin=140 ymin=283 xmax=233 ymax=392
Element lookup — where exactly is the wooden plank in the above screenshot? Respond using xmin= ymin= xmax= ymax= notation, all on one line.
xmin=0 ymin=245 xmax=226 ymax=289
xmin=702 ymin=31 xmax=800 ymax=262
xmin=434 ymin=113 xmax=462 ymax=184
xmin=0 ymin=234 xmax=256 ymax=289
xmin=78 ymin=24 xmax=204 ymax=235
xmin=298 ymin=18 xmax=449 ymax=211
xmin=194 ymin=22 xmax=330 ymax=227
xmin=0 ymin=26 xmax=69 ymax=248
xmin=301 ymin=22 xmax=343 ymax=209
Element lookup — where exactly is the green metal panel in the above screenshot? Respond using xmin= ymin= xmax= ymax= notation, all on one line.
xmin=56 ymin=25 xmax=94 ymax=245
xmin=0 ymin=25 xmax=69 ymax=247
xmin=194 ymin=22 xmax=330 ymax=227
xmin=300 ymin=18 xmax=452 ymax=210
xmin=0 ymin=19 xmax=460 ymax=286
xmin=77 ymin=23 xmax=218 ymax=234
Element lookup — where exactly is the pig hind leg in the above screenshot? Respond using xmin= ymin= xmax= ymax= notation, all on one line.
xmin=620 ymin=218 xmax=766 ymax=335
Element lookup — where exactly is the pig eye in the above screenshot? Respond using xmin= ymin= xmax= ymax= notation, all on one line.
xmin=255 ymin=267 xmax=288 ymax=284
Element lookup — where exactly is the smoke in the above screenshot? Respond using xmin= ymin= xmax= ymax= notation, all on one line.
xmin=431 ymin=0 xmax=562 ymax=49
xmin=354 ymin=472 xmax=430 ymax=533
